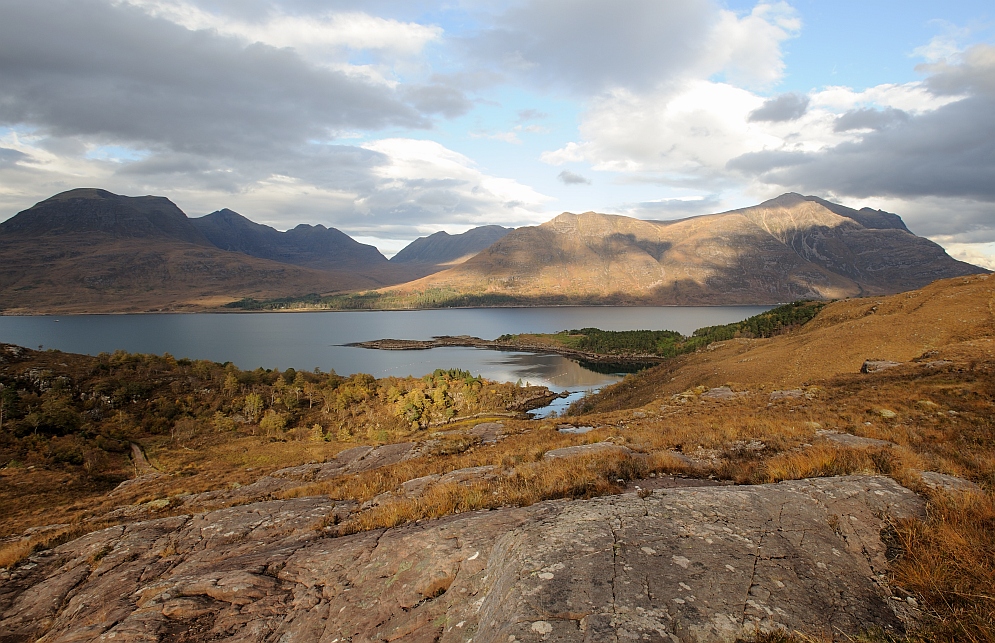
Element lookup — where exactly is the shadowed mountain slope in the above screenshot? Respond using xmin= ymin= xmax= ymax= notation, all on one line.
xmin=0 ymin=188 xmax=211 ymax=246
xmin=192 ymin=209 xmax=388 ymax=272
xmin=0 ymin=190 xmax=383 ymax=313
xmin=390 ymin=193 xmax=983 ymax=304
xmin=389 ymin=225 xmax=511 ymax=266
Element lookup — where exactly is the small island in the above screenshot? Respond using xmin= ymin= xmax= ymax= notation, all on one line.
xmin=350 ymin=300 xmax=828 ymax=366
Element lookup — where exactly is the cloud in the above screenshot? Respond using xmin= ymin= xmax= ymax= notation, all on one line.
xmin=468 ymin=0 xmax=798 ymax=93
xmin=616 ymin=195 xmax=724 ymax=219
xmin=119 ymin=0 xmax=443 ymax=60
xmin=748 ymin=92 xmax=810 ymax=122
xmin=932 ymin=241 xmax=995 ymax=269
xmin=401 ymin=84 xmax=473 ymax=118
xmin=832 ymin=107 xmax=909 ymax=132
xmin=0 ymin=0 xmax=429 ymax=161
xmin=517 ymin=108 xmax=547 ymax=122
xmin=0 ymin=148 xmax=27 ymax=167
xmin=730 ymin=48 xmax=995 ymax=203
xmin=542 ymin=80 xmax=778 ymax=186
xmin=558 ymin=170 xmax=590 ymax=185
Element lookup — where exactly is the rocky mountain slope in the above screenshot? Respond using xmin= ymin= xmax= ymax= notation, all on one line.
xmin=389 ymin=225 xmax=511 ymax=266
xmin=192 ymin=208 xmax=388 ymax=272
xmin=0 ymin=189 xmax=390 ymax=313
xmin=392 ymin=193 xmax=984 ymax=305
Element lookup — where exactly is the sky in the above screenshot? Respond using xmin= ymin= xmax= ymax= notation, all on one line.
xmin=0 ymin=1 xmax=993 ymax=263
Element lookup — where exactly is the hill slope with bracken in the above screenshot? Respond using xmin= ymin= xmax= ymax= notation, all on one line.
xmin=0 ymin=189 xmax=384 ymax=313
xmin=389 ymin=193 xmax=983 ymax=305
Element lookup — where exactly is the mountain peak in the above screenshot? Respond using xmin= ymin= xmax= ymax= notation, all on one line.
xmin=0 ymin=188 xmax=210 ymax=245
xmin=390 ymin=225 xmax=511 ymax=265
xmin=192 ymin=208 xmax=386 ymax=271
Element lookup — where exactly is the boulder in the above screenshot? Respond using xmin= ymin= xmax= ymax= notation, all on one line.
xmin=861 ymin=360 xmax=902 ymax=373
xmin=701 ymin=386 xmax=747 ymax=401
xmin=543 ymin=442 xmax=633 ymax=460
xmin=469 ymin=422 xmax=506 ymax=444
xmin=817 ymin=430 xmax=896 ymax=449
xmin=919 ymin=471 xmax=982 ymax=494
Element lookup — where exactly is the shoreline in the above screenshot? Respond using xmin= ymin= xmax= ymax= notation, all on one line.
xmin=348 ymin=335 xmax=668 ymax=366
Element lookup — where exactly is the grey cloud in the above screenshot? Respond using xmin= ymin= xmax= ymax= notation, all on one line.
xmin=517 ymin=108 xmax=547 ymax=122
xmin=621 ymin=196 xmax=723 ymax=220
xmin=115 ymin=144 xmax=387 ymax=194
xmin=558 ymin=170 xmax=590 ymax=185
xmin=466 ymin=0 xmax=716 ymax=92
xmin=748 ymin=93 xmax=810 ymax=123
xmin=0 ymin=148 xmax=27 ymax=167
xmin=833 ymin=108 xmax=909 ymax=132
xmin=402 ymin=84 xmax=473 ymax=118
xmin=0 ymin=0 xmax=428 ymax=160
xmin=726 ymin=150 xmax=812 ymax=173
xmin=895 ymin=197 xmax=995 ymax=241
xmin=732 ymin=94 xmax=995 ymax=203
xmin=921 ymin=44 xmax=995 ymax=95
xmin=729 ymin=45 xmax=995 ymax=211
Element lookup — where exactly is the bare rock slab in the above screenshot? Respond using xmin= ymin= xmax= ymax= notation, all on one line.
xmin=544 ymin=441 xmax=632 ymax=460
xmin=470 ymin=422 xmax=506 ymax=444
xmin=919 ymin=470 xmax=982 ymax=493
xmin=0 ymin=476 xmax=923 ymax=643
xmin=817 ymin=430 xmax=897 ymax=449
xmin=861 ymin=360 xmax=902 ymax=373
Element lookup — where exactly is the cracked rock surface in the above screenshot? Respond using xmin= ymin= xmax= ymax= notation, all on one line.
xmin=0 ymin=475 xmax=922 ymax=643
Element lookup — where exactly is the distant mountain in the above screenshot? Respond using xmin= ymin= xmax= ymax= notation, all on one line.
xmin=390 ymin=226 xmax=511 ymax=266
xmin=0 ymin=188 xmax=212 ymax=246
xmin=192 ymin=209 xmax=388 ymax=272
xmin=0 ymin=189 xmax=385 ymax=314
xmin=387 ymin=193 xmax=985 ymax=305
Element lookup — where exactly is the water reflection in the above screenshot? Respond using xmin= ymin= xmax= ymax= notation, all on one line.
xmin=0 ymin=306 xmax=769 ymax=395
xmin=363 ymin=347 xmax=624 ymax=399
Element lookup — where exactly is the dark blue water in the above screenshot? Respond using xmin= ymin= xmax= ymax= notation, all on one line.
xmin=0 ymin=307 xmax=769 ymax=402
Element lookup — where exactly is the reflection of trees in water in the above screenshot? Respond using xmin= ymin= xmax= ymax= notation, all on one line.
xmin=495 ymin=353 xmax=623 ymax=388
xmin=576 ymin=360 xmax=654 ymax=375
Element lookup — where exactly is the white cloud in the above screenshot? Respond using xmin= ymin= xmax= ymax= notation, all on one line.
xmin=542 ymin=81 xmax=779 ymax=180
xmin=706 ymin=2 xmax=800 ymax=88
xmin=119 ymin=0 xmax=441 ymax=57
xmin=470 ymin=0 xmax=799 ymax=93
xmin=358 ymin=138 xmax=551 ymax=228
xmin=933 ymin=241 xmax=995 ymax=270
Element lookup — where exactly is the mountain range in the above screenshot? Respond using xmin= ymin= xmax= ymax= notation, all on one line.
xmin=394 ymin=193 xmax=983 ymax=304
xmin=0 ymin=188 xmax=984 ymax=313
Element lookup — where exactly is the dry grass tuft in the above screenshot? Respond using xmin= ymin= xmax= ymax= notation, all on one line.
xmin=892 ymin=491 xmax=995 ymax=643
xmin=0 ymin=539 xmax=34 ymax=570
xmin=740 ymin=630 xmax=831 ymax=643
xmin=338 ymin=452 xmax=647 ymax=534
xmin=0 ymin=521 xmax=102 ymax=570
xmin=756 ymin=445 xmax=874 ymax=483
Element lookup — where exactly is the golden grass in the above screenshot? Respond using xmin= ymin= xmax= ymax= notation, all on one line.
xmin=0 ymin=520 xmax=114 ymax=571
xmin=891 ymin=491 xmax=995 ymax=643
xmin=338 ymin=451 xmax=646 ymax=534
xmin=0 ymin=539 xmax=34 ymax=570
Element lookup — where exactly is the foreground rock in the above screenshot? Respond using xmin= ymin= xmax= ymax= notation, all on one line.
xmin=0 ymin=475 xmax=922 ymax=642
